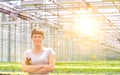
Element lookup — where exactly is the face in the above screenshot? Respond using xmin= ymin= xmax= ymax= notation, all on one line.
xmin=32 ymin=34 xmax=44 ymax=46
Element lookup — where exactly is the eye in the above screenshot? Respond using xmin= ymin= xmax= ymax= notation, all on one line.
xmin=34 ymin=36 xmax=37 ymax=38
xmin=38 ymin=36 xmax=41 ymax=38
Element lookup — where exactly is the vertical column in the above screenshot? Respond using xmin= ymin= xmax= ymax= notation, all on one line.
xmin=1 ymin=24 xmax=3 ymax=62
xmin=8 ymin=24 xmax=11 ymax=62
xmin=14 ymin=25 xmax=16 ymax=62
xmin=1 ymin=13 xmax=6 ymax=62
xmin=20 ymin=21 xmax=23 ymax=62
xmin=30 ymin=24 xmax=33 ymax=48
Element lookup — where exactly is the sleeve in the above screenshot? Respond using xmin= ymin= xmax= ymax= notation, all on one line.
xmin=22 ymin=51 xmax=27 ymax=62
xmin=22 ymin=50 xmax=32 ymax=65
xmin=49 ymin=48 xmax=56 ymax=56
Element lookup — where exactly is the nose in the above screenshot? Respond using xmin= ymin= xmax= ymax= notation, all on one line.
xmin=36 ymin=37 xmax=40 ymax=40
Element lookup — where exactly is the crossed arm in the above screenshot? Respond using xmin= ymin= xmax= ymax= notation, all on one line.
xmin=22 ymin=55 xmax=55 ymax=74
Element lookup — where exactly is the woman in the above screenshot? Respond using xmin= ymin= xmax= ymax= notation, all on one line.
xmin=22 ymin=27 xmax=56 ymax=75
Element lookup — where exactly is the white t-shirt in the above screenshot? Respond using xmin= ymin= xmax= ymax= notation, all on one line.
xmin=23 ymin=47 xmax=55 ymax=75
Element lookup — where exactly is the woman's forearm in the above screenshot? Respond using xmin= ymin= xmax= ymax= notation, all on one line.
xmin=32 ymin=65 xmax=54 ymax=73
xmin=23 ymin=64 xmax=43 ymax=73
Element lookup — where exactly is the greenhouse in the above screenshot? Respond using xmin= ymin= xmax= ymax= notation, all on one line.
xmin=0 ymin=0 xmax=120 ymax=75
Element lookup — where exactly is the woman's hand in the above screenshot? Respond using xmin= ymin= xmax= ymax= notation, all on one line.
xmin=26 ymin=57 xmax=31 ymax=65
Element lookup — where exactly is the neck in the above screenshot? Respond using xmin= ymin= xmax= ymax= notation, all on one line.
xmin=33 ymin=45 xmax=43 ymax=51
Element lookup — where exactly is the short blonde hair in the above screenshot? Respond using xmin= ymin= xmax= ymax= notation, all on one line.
xmin=31 ymin=27 xmax=44 ymax=38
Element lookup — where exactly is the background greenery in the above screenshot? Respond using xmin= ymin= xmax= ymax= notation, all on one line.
xmin=0 ymin=60 xmax=120 ymax=75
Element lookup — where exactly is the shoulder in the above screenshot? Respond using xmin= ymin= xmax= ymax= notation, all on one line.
xmin=23 ymin=49 xmax=32 ymax=58
xmin=43 ymin=47 xmax=54 ymax=51
xmin=43 ymin=47 xmax=55 ymax=55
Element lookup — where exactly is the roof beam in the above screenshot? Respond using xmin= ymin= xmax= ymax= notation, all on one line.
xmin=104 ymin=0 xmax=120 ymax=2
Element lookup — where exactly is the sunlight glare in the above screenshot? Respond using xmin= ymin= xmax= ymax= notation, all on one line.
xmin=74 ymin=16 xmax=97 ymax=36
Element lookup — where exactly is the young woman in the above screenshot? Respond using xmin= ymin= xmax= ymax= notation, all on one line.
xmin=22 ymin=27 xmax=56 ymax=75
